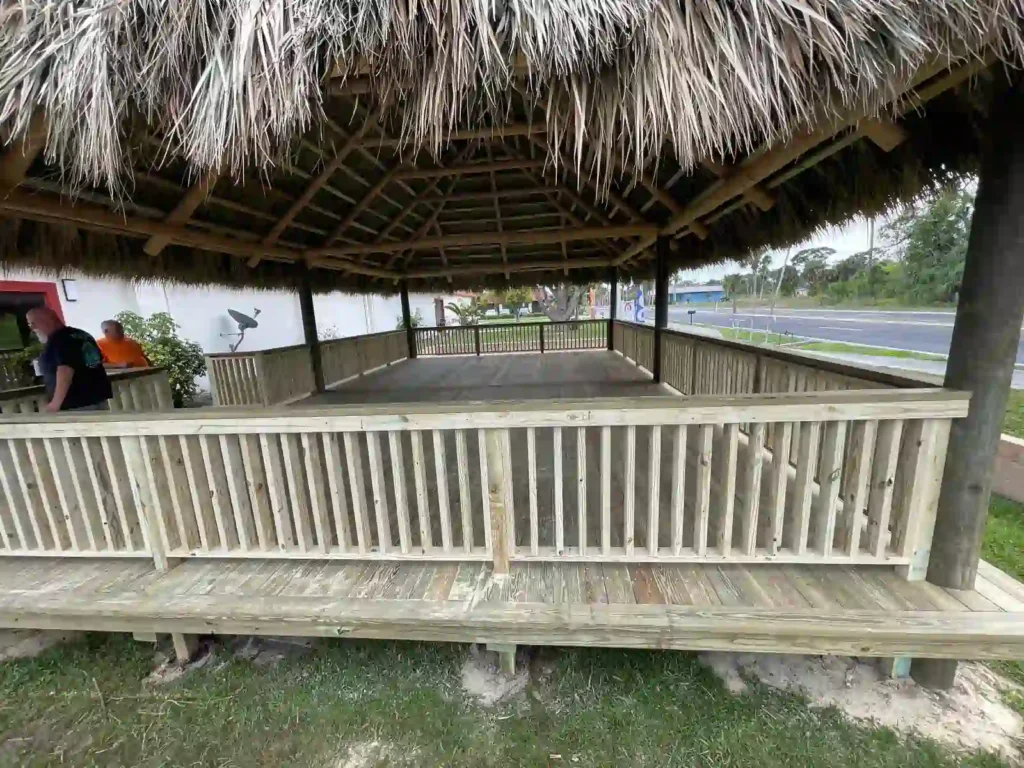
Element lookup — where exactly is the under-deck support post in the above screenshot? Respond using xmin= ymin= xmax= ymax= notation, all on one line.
xmin=298 ymin=263 xmax=325 ymax=394
xmin=913 ymin=74 xmax=1024 ymax=690
xmin=400 ymin=280 xmax=417 ymax=359
xmin=608 ymin=266 xmax=618 ymax=350
xmin=652 ymin=237 xmax=670 ymax=382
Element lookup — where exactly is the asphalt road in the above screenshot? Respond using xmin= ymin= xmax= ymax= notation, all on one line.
xmin=666 ymin=307 xmax=1024 ymax=364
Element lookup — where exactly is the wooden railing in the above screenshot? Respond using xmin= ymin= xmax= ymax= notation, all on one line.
xmin=206 ymin=331 xmax=408 ymax=406
xmin=0 ymin=390 xmax=966 ymax=578
xmin=414 ymin=320 xmax=607 ymax=356
xmin=0 ymin=368 xmax=172 ymax=414
xmin=613 ymin=321 xmax=934 ymax=394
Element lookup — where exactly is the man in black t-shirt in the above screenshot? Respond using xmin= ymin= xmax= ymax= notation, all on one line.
xmin=26 ymin=307 xmax=112 ymax=412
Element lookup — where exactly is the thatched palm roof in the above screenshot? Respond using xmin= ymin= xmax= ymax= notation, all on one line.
xmin=0 ymin=1 xmax=1020 ymax=292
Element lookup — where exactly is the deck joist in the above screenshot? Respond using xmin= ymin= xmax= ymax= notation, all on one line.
xmin=2 ymin=559 xmax=1023 ymax=660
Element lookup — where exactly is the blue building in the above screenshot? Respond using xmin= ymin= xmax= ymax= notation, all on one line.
xmin=667 ymin=284 xmax=726 ymax=304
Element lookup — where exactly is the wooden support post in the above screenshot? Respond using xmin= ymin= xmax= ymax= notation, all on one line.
xmin=172 ymin=632 xmax=199 ymax=663
xmin=298 ymin=264 xmax=325 ymax=394
xmin=652 ymin=237 xmax=670 ymax=382
xmin=608 ymin=267 xmax=618 ymax=350
xmin=487 ymin=642 xmax=517 ymax=675
xmin=400 ymin=281 xmax=417 ymax=359
xmin=913 ymin=75 xmax=1024 ymax=690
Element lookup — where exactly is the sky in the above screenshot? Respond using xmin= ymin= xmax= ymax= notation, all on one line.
xmin=681 ymin=214 xmax=889 ymax=283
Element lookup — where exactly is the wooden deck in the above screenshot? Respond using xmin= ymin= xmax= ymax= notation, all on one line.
xmin=300 ymin=351 xmax=668 ymax=405
xmin=2 ymin=558 xmax=1023 ymax=659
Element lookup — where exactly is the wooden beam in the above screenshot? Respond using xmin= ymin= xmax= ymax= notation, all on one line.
xmin=395 ymin=159 xmax=545 ymax=180
xmin=317 ymin=224 xmax=658 ymax=257
xmin=323 ymin=165 xmax=402 ymax=246
xmin=701 ymin=160 xmax=776 ymax=212
xmin=405 ymin=256 xmax=612 ymax=279
xmin=357 ymin=123 xmax=545 ymax=149
xmin=861 ymin=118 xmax=910 ymax=152
xmin=143 ymin=170 xmax=219 ymax=256
xmin=0 ymin=113 xmax=47 ymax=190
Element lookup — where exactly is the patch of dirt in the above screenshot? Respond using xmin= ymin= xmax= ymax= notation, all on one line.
xmin=701 ymin=653 xmax=1024 ymax=762
xmin=231 ymin=636 xmax=318 ymax=667
xmin=0 ymin=630 xmax=82 ymax=661
xmin=460 ymin=646 xmax=529 ymax=707
xmin=330 ymin=740 xmax=410 ymax=768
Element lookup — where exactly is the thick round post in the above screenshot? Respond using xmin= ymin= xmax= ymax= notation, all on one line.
xmin=400 ymin=281 xmax=417 ymax=359
xmin=298 ymin=264 xmax=325 ymax=393
xmin=652 ymin=237 xmax=670 ymax=382
xmin=608 ymin=266 xmax=619 ymax=350
xmin=913 ymin=75 xmax=1024 ymax=689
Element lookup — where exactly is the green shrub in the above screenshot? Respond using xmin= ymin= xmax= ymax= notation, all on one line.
xmin=115 ymin=311 xmax=206 ymax=407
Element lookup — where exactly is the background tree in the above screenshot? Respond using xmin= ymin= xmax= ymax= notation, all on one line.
xmin=790 ymin=246 xmax=836 ymax=296
xmin=502 ymin=287 xmax=534 ymax=319
xmin=115 ymin=311 xmax=205 ymax=407
xmin=539 ymin=285 xmax=586 ymax=321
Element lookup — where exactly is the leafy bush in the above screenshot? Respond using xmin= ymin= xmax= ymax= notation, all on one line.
xmin=395 ymin=308 xmax=424 ymax=330
xmin=115 ymin=311 xmax=206 ymax=407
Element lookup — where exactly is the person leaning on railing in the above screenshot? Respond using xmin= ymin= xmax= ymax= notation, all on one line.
xmin=26 ymin=307 xmax=113 ymax=413
xmin=98 ymin=319 xmax=150 ymax=369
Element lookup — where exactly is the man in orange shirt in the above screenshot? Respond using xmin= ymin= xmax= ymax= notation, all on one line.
xmin=98 ymin=320 xmax=150 ymax=369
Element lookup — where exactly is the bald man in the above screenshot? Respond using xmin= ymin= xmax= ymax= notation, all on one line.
xmin=26 ymin=307 xmax=112 ymax=412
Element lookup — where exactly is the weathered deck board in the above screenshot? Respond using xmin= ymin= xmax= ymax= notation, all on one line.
xmin=1 ymin=558 xmax=1024 ymax=659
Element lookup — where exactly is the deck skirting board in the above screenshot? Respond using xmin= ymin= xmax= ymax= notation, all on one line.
xmin=2 ymin=593 xmax=1024 ymax=660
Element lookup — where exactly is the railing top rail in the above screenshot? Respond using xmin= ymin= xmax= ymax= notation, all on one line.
xmin=613 ymin=319 xmax=939 ymax=389
xmin=0 ymin=388 xmax=969 ymax=437
xmin=207 ymin=330 xmax=406 ymax=360
xmin=415 ymin=319 xmax=605 ymax=333
xmin=0 ymin=366 xmax=168 ymax=402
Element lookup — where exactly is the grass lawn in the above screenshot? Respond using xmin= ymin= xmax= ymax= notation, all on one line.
xmin=0 ymin=635 xmax=1011 ymax=767
xmin=711 ymin=326 xmax=947 ymax=363
xmin=1005 ymin=389 xmax=1024 ymax=439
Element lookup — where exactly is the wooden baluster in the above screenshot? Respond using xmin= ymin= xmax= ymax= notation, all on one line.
xmin=343 ymin=432 xmax=371 ymax=553
xmin=788 ymin=421 xmax=822 ymax=555
xmin=623 ymin=425 xmax=636 ymax=555
xmin=410 ymin=430 xmax=431 ymax=551
xmin=300 ymin=433 xmax=331 ymax=553
xmin=762 ymin=422 xmax=793 ymax=555
xmin=553 ymin=426 xmax=564 ymax=554
xmin=527 ymin=427 xmax=539 ymax=555
xmin=198 ymin=435 xmax=236 ymax=551
xmin=432 ymin=430 xmax=453 ymax=552
xmin=601 ymin=426 xmax=611 ymax=555
xmin=647 ymin=425 xmax=661 ymax=555
xmin=865 ymin=420 xmax=904 ymax=557
xmin=693 ymin=425 xmax=713 ymax=556
xmin=577 ymin=426 xmax=587 ymax=555
xmin=483 ymin=428 xmax=512 ymax=574
xmin=477 ymin=429 xmax=492 ymax=552
xmin=322 ymin=433 xmax=352 ymax=552
xmin=739 ymin=423 xmax=765 ymax=556
xmin=155 ymin=435 xmax=198 ymax=554
xmin=389 ymin=432 xmax=412 ymax=554
xmin=366 ymin=431 xmax=392 ymax=554
xmin=669 ymin=425 xmax=687 ymax=555
xmin=221 ymin=434 xmax=258 ymax=552
xmin=455 ymin=429 xmax=474 ymax=552
xmin=811 ymin=421 xmax=848 ymax=556
xmin=715 ymin=424 xmax=739 ymax=556
xmin=837 ymin=420 xmax=877 ymax=557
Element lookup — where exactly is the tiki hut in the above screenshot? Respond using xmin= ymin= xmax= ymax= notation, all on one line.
xmin=0 ymin=2 xmax=1022 ymax=690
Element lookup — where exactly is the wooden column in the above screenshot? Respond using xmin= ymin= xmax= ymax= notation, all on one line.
xmin=400 ymin=281 xmax=417 ymax=359
xmin=652 ymin=238 xmax=670 ymax=382
xmin=608 ymin=266 xmax=618 ymax=350
xmin=298 ymin=264 xmax=325 ymax=393
xmin=913 ymin=75 xmax=1024 ymax=689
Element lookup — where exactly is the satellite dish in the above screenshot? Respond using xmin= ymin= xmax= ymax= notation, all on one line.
xmin=221 ymin=308 xmax=261 ymax=352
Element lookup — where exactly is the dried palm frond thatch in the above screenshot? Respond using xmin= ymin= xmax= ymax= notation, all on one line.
xmin=1 ymin=0 xmax=1022 ymax=195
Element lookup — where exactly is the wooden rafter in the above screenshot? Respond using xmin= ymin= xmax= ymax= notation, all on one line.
xmin=486 ymin=145 xmax=509 ymax=278
xmin=143 ymin=169 xmax=219 ymax=256
xmin=357 ymin=123 xmax=544 ymax=148
xmin=315 ymin=223 xmax=657 ymax=258
xmin=323 ymin=164 xmax=403 ymax=246
xmin=614 ymin=55 xmax=990 ymax=268
xmin=248 ymin=110 xmax=379 ymax=267
xmin=405 ymin=255 xmax=611 ymax=279
xmin=861 ymin=118 xmax=910 ymax=152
